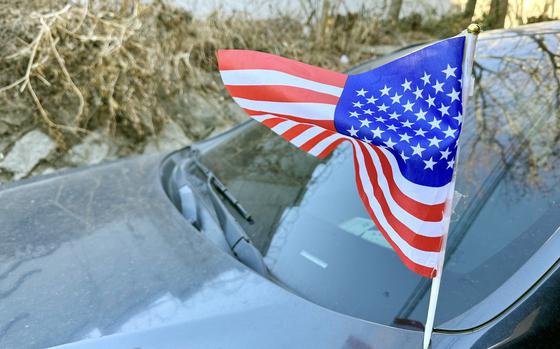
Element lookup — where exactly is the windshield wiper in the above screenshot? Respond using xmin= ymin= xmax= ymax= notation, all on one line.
xmin=187 ymin=149 xmax=267 ymax=276
xmin=190 ymin=151 xmax=253 ymax=223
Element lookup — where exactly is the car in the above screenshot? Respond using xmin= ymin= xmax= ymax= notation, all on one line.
xmin=0 ymin=21 xmax=559 ymax=349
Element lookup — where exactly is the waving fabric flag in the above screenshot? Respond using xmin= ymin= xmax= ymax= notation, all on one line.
xmin=218 ymin=37 xmax=465 ymax=278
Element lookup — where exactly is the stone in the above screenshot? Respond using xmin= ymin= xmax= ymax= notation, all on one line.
xmin=0 ymin=130 xmax=56 ymax=180
xmin=67 ymin=132 xmax=110 ymax=166
xmin=144 ymin=119 xmax=192 ymax=154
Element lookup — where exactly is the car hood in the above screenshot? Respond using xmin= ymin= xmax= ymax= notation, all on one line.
xmin=0 ymin=154 xmax=426 ymax=349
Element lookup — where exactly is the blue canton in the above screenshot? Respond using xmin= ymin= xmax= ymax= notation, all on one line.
xmin=334 ymin=37 xmax=465 ymax=187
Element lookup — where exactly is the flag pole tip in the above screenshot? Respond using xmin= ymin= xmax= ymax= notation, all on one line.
xmin=467 ymin=23 xmax=481 ymax=35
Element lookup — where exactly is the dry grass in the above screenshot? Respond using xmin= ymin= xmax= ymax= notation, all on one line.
xmin=0 ymin=0 xmax=434 ymax=156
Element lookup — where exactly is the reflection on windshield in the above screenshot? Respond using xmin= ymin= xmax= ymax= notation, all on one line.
xmin=201 ymin=29 xmax=560 ymax=328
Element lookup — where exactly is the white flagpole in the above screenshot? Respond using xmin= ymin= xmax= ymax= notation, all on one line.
xmin=422 ymin=23 xmax=480 ymax=349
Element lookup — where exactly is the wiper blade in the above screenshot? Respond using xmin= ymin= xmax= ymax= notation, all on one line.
xmin=186 ymin=149 xmax=267 ymax=276
xmin=190 ymin=151 xmax=253 ymax=223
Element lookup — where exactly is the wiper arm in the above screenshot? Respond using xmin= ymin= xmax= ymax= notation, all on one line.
xmin=187 ymin=149 xmax=267 ymax=277
xmin=190 ymin=152 xmax=253 ymax=224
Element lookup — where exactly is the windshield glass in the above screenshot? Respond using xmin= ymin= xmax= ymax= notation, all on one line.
xmin=198 ymin=30 xmax=560 ymax=328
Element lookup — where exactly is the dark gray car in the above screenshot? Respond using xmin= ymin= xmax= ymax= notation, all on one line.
xmin=1 ymin=22 xmax=559 ymax=349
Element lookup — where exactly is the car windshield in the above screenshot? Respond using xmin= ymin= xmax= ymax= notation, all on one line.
xmin=198 ymin=30 xmax=560 ymax=329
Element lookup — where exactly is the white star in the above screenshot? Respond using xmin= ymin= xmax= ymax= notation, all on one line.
xmin=453 ymin=111 xmax=463 ymax=125
xmin=447 ymin=88 xmax=460 ymax=103
xmin=366 ymin=95 xmax=378 ymax=104
xmin=432 ymin=80 xmax=444 ymax=94
xmin=401 ymin=78 xmax=412 ymax=91
xmin=362 ymin=136 xmax=372 ymax=143
xmin=428 ymin=136 xmax=442 ymax=148
xmin=424 ymin=157 xmax=437 ymax=170
xmin=359 ymin=118 xmax=372 ymax=128
xmin=458 ymin=78 xmax=462 ymax=86
xmin=371 ymin=126 xmax=384 ymax=138
xmin=380 ymin=85 xmax=391 ymax=96
xmin=414 ymin=128 xmax=427 ymax=137
xmin=349 ymin=111 xmax=360 ymax=118
xmin=356 ymin=88 xmax=367 ymax=97
xmin=399 ymin=133 xmax=412 ymax=143
xmin=391 ymin=92 xmax=403 ymax=104
xmin=374 ymin=116 xmax=386 ymax=122
xmin=389 ymin=111 xmax=401 ymax=120
xmin=403 ymin=100 xmax=414 ymax=112
xmin=411 ymin=143 xmax=425 ymax=157
xmin=415 ymin=108 xmax=427 ymax=120
xmin=440 ymin=148 xmax=452 ymax=160
xmin=387 ymin=124 xmax=398 ymax=132
xmin=429 ymin=118 xmax=442 ymax=129
xmin=425 ymin=94 xmax=436 ymax=108
xmin=447 ymin=158 xmax=455 ymax=169
xmin=363 ymin=108 xmax=373 ymax=115
xmin=438 ymin=103 xmax=450 ymax=116
xmin=378 ymin=103 xmax=389 ymax=112
xmin=401 ymin=120 xmax=414 ymax=128
xmin=347 ymin=125 xmax=359 ymax=137
xmin=400 ymin=151 xmax=409 ymax=161
xmin=421 ymin=72 xmax=431 ymax=85
xmin=442 ymin=64 xmax=457 ymax=79
xmin=443 ymin=126 xmax=456 ymax=138
xmin=413 ymin=86 xmax=423 ymax=100
xmin=384 ymin=138 xmax=397 ymax=148
xmin=353 ymin=101 xmax=364 ymax=108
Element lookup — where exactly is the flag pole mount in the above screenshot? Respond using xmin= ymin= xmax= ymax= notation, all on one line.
xmin=422 ymin=23 xmax=480 ymax=349
xmin=467 ymin=23 xmax=481 ymax=34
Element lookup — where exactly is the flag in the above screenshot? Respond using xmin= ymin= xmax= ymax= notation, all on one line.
xmin=217 ymin=37 xmax=465 ymax=278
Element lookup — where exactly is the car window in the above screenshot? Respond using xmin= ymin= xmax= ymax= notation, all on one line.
xmin=199 ymin=30 xmax=560 ymax=329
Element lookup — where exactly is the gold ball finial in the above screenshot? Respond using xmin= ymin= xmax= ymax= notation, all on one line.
xmin=467 ymin=23 xmax=481 ymax=34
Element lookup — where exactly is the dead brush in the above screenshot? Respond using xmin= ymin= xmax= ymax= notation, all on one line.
xmin=0 ymin=0 xmax=429 ymax=154
xmin=0 ymin=0 xmax=191 ymax=149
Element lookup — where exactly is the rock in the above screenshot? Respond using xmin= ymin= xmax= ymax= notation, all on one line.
xmin=0 ymin=130 xmax=56 ymax=180
xmin=66 ymin=132 xmax=111 ymax=166
xmin=144 ymin=119 xmax=192 ymax=154
xmin=67 ymin=132 xmax=110 ymax=166
xmin=224 ymin=101 xmax=248 ymax=123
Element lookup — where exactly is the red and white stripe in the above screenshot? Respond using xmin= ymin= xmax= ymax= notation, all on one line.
xmin=218 ymin=50 xmax=450 ymax=278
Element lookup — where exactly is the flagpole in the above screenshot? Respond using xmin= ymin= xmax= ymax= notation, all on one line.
xmin=422 ymin=23 xmax=480 ymax=349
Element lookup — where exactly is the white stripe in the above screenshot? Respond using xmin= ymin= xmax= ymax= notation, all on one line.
xmin=271 ymin=120 xmax=298 ymax=135
xmin=290 ymin=127 xmax=325 ymax=147
xmin=307 ymin=133 xmax=345 ymax=157
xmin=251 ymin=114 xmax=276 ymax=122
xmin=377 ymin=147 xmax=451 ymax=205
xmin=353 ymin=141 xmax=440 ymax=268
xmin=362 ymin=145 xmax=446 ymax=237
xmin=220 ymin=69 xmax=343 ymax=97
xmin=233 ymin=97 xmax=335 ymax=121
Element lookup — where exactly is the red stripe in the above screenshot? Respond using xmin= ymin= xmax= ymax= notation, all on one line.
xmin=317 ymin=138 xmax=347 ymax=158
xmin=370 ymin=146 xmax=446 ymax=222
xmin=300 ymin=130 xmax=335 ymax=152
xmin=281 ymin=123 xmax=314 ymax=141
xmin=260 ymin=117 xmax=287 ymax=128
xmin=218 ymin=49 xmax=347 ymax=88
xmin=243 ymin=108 xmax=336 ymax=131
xmin=357 ymin=142 xmax=443 ymax=252
xmin=351 ymin=143 xmax=437 ymax=278
xmin=225 ymin=85 xmax=339 ymax=105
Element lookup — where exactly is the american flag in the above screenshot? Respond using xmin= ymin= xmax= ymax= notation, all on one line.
xmin=218 ymin=37 xmax=465 ymax=278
